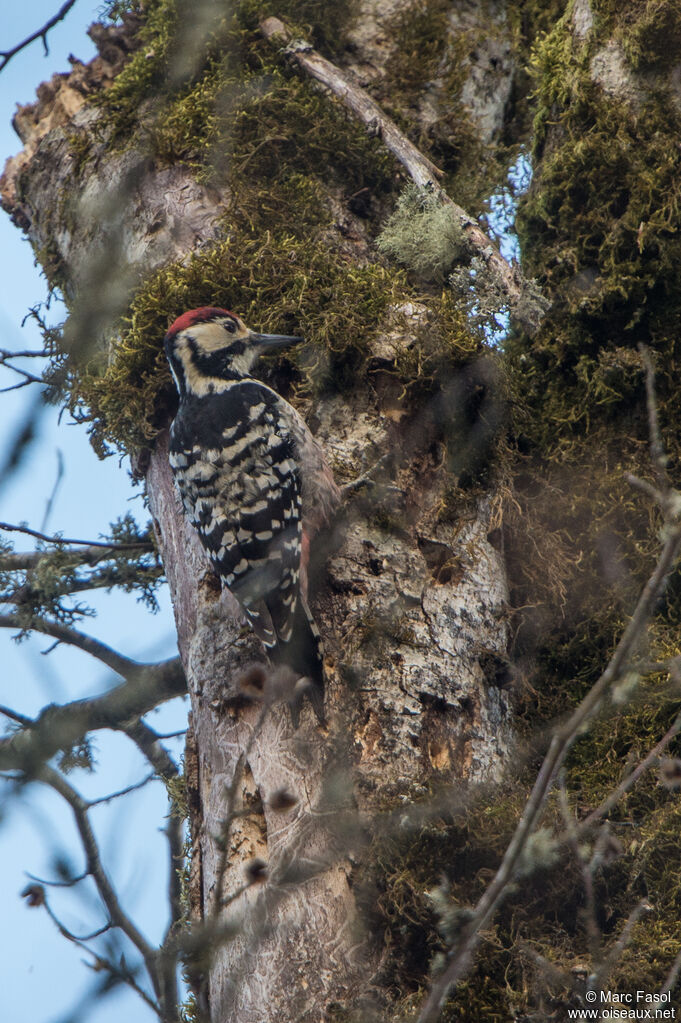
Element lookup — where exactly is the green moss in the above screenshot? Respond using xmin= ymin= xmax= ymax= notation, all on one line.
xmin=356 ymin=786 xmax=590 ymax=1019
xmin=227 ymin=74 xmax=395 ymax=195
xmin=74 ymin=225 xmax=482 ymax=456
xmin=96 ymin=0 xmax=182 ymax=139
xmin=356 ymin=737 xmax=681 ymax=1017
xmin=99 ymin=0 xmax=361 ymax=150
xmin=506 ymin=0 xmax=569 ymax=52
xmin=475 ymin=4 xmax=681 ymax=1013
xmin=516 ymin=10 xmax=681 ymax=407
xmin=65 ymin=128 xmax=94 ymax=176
xmin=505 ymin=4 xmax=681 ymax=653
xmin=593 ymin=0 xmax=681 ymax=69
xmin=236 ymin=0 xmax=359 ymax=55
xmin=380 ymin=1 xmax=488 ymax=212
xmin=383 ymin=0 xmax=466 ymax=105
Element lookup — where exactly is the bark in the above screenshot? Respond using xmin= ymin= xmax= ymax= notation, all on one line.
xmin=1 ymin=4 xmax=517 ymax=1020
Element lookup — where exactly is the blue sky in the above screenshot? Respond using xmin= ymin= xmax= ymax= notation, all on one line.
xmin=0 ymin=6 xmax=187 ymax=1022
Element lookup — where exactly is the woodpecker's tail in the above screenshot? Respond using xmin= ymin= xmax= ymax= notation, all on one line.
xmin=271 ymin=595 xmax=326 ymax=727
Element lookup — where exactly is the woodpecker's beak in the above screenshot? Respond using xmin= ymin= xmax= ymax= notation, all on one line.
xmin=249 ymin=331 xmax=304 ymax=350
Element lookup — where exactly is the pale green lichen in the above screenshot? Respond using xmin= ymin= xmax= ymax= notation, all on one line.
xmin=377 ymin=184 xmax=469 ymax=283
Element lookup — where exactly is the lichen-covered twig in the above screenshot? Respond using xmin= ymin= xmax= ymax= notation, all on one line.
xmin=259 ymin=17 xmax=547 ymax=334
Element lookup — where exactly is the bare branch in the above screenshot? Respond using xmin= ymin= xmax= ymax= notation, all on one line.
xmin=259 ymin=17 xmax=545 ymax=333
xmin=0 ymin=1 xmax=79 ymax=73
xmin=558 ymin=778 xmax=600 ymax=964
xmin=0 ymin=520 xmax=153 ymax=551
xmin=260 ymin=17 xmax=444 ymax=186
xmin=26 ymin=868 xmax=88 ymax=888
xmin=41 ymin=449 xmax=65 ymax=533
xmin=0 ymin=348 xmax=47 ymax=391
xmin=0 ymin=378 xmax=41 ymax=394
xmin=0 ymin=547 xmax=135 ymax=571
xmin=661 ymin=947 xmax=681 ymax=999
xmin=0 ymin=703 xmax=32 ymax=725
xmin=0 ymin=657 xmax=185 ymax=773
xmin=0 ymin=349 xmax=48 ymax=361
xmin=38 ymin=764 xmax=162 ymax=999
xmin=123 ymin=718 xmax=179 ymax=780
xmin=34 ymin=890 xmax=161 ymax=1016
xmin=625 ymin=473 xmax=665 ymax=506
xmin=0 ymin=613 xmax=147 ymax=677
xmin=96 ymin=716 xmax=183 ymax=1013
xmin=43 ymin=899 xmax=111 ymax=942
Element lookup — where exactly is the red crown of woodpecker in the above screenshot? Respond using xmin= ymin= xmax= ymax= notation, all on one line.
xmin=166 ymin=307 xmax=235 ymax=338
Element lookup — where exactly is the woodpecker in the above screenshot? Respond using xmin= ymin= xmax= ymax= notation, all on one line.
xmin=164 ymin=306 xmax=340 ymax=724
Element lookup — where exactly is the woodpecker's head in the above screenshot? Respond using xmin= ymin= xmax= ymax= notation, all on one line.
xmin=164 ymin=307 xmax=303 ymax=397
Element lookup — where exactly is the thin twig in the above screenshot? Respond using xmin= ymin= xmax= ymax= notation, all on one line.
xmin=625 ymin=473 xmax=665 ymax=505
xmin=591 ymin=900 xmax=652 ymax=994
xmin=26 ymin=868 xmax=88 ymax=888
xmin=124 ymin=718 xmax=182 ymax=1015
xmin=579 ymin=711 xmax=681 ymax=832
xmin=87 ymin=772 xmax=158 ymax=807
xmin=42 ymin=898 xmax=111 ymax=942
xmin=660 ymin=947 xmax=681 ymax=999
xmin=558 ymin=778 xmax=600 ymax=964
xmin=638 ymin=345 xmax=668 ymax=488
xmin=38 ymin=764 xmax=162 ymax=1000
xmin=0 ymin=613 xmax=147 ymax=678
xmin=41 ymin=450 xmax=64 ymax=533
xmin=0 ymin=1 xmax=79 ymax=72
xmin=0 ymin=520 xmax=152 ymax=550
xmin=0 ymin=348 xmax=48 ymax=361
xmin=29 ymin=890 xmax=158 ymax=1010
xmin=0 ymin=568 xmax=155 ymax=606
xmin=0 ymin=703 xmax=32 ymax=725
xmin=0 ymin=379 xmax=39 ymax=394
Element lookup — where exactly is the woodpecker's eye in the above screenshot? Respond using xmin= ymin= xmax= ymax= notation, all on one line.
xmin=223 ymin=319 xmax=236 ymax=333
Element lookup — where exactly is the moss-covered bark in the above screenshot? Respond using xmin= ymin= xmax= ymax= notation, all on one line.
xmin=492 ymin=0 xmax=681 ymax=1014
xmin=8 ymin=0 xmax=681 ymax=1020
xmin=0 ymin=1 xmax=522 ymax=1019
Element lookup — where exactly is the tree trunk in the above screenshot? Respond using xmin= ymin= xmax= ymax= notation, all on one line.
xmin=1 ymin=2 xmax=522 ymax=1019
